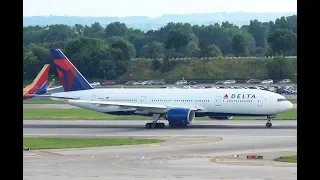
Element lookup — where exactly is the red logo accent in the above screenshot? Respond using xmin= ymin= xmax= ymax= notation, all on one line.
xmin=223 ymin=94 xmax=228 ymax=99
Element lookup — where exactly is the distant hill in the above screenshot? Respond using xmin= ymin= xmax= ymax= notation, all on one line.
xmin=23 ymin=12 xmax=296 ymax=31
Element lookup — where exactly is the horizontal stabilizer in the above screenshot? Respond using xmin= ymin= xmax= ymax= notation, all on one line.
xmin=24 ymin=94 xmax=80 ymax=100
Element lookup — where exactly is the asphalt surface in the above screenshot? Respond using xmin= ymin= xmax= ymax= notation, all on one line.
xmin=23 ymin=120 xmax=297 ymax=180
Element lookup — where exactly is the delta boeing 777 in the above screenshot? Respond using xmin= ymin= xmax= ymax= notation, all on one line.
xmin=29 ymin=48 xmax=293 ymax=129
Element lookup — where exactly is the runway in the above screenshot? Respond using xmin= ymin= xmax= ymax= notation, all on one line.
xmin=23 ymin=120 xmax=297 ymax=180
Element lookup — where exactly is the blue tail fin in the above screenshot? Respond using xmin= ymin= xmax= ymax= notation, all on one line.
xmin=50 ymin=48 xmax=94 ymax=92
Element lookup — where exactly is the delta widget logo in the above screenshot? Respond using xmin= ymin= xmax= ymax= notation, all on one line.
xmin=223 ymin=94 xmax=228 ymax=99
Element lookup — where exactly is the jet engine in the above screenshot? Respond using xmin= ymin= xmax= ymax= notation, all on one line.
xmin=164 ymin=108 xmax=195 ymax=126
xmin=209 ymin=116 xmax=233 ymax=120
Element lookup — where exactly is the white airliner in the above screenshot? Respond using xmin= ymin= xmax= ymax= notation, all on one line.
xmin=29 ymin=48 xmax=294 ymax=129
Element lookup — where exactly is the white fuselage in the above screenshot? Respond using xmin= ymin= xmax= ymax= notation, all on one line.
xmin=51 ymin=88 xmax=293 ymax=117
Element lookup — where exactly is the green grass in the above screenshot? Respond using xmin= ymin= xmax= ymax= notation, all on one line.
xmin=119 ymin=58 xmax=297 ymax=81
xmin=23 ymin=109 xmax=296 ymax=120
xmin=275 ymin=155 xmax=297 ymax=163
xmin=23 ymin=99 xmax=297 ymax=104
xmin=23 ymin=137 xmax=165 ymax=150
xmin=289 ymin=99 xmax=297 ymax=103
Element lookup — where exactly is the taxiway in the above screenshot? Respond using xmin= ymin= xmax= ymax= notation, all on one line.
xmin=23 ymin=120 xmax=297 ymax=180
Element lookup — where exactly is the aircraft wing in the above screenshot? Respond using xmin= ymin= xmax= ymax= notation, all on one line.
xmin=25 ymin=95 xmax=203 ymax=111
xmin=66 ymin=99 xmax=202 ymax=111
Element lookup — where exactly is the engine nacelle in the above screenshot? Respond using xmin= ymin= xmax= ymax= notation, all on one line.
xmin=164 ymin=108 xmax=195 ymax=126
xmin=209 ymin=116 xmax=233 ymax=120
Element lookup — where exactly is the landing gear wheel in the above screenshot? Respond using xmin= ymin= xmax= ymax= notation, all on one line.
xmin=151 ymin=123 xmax=156 ymax=129
xmin=156 ymin=123 xmax=165 ymax=128
xmin=266 ymin=122 xmax=272 ymax=128
xmin=162 ymin=123 xmax=165 ymax=128
xmin=145 ymin=122 xmax=165 ymax=129
xmin=266 ymin=115 xmax=274 ymax=128
xmin=145 ymin=123 xmax=151 ymax=129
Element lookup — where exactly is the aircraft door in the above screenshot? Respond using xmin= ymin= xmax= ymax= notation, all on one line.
xmin=257 ymin=97 xmax=263 ymax=107
xmin=140 ymin=96 xmax=146 ymax=103
xmin=215 ymin=96 xmax=221 ymax=106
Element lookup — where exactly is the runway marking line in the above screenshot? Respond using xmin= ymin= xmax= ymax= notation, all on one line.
xmin=163 ymin=136 xmax=177 ymax=139
xmin=211 ymin=156 xmax=296 ymax=167
xmin=219 ymin=160 xmax=258 ymax=163
xmin=182 ymin=136 xmax=223 ymax=141
xmin=24 ymin=154 xmax=42 ymax=158
xmin=147 ymin=144 xmax=160 ymax=147
xmin=178 ymin=156 xmax=213 ymax=159
xmin=183 ymin=136 xmax=216 ymax=140
xmin=264 ymin=163 xmax=295 ymax=167
xmin=112 ymin=155 xmax=220 ymax=172
xmin=112 ymin=158 xmax=167 ymax=172
xmin=32 ymin=151 xmax=61 ymax=157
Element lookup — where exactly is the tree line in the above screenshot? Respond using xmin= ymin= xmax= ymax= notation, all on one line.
xmin=23 ymin=15 xmax=296 ymax=80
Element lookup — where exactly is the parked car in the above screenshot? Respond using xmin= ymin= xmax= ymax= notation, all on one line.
xmin=150 ymin=80 xmax=165 ymax=85
xmin=223 ymin=80 xmax=236 ymax=85
xmin=283 ymin=86 xmax=297 ymax=94
xmin=216 ymin=86 xmax=227 ymax=89
xmin=266 ymin=87 xmax=276 ymax=92
xmin=188 ymin=81 xmax=197 ymax=85
xmin=133 ymin=81 xmax=143 ymax=85
xmin=125 ymin=81 xmax=135 ymax=85
xmin=278 ymin=79 xmax=291 ymax=84
xmin=215 ymin=81 xmax=225 ymax=85
xmin=246 ymin=79 xmax=262 ymax=84
xmin=142 ymin=81 xmax=150 ymax=85
xmin=90 ymin=82 xmax=100 ymax=86
xmin=175 ymin=80 xmax=188 ymax=85
xmin=260 ymin=79 xmax=273 ymax=84
xmin=100 ymin=81 xmax=116 ymax=86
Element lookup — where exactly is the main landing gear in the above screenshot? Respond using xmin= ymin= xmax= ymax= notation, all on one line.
xmin=145 ymin=114 xmax=165 ymax=129
xmin=266 ymin=115 xmax=275 ymax=128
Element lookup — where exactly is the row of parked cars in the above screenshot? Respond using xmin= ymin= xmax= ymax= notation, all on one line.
xmin=99 ymin=79 xmax=293 ymax=86
xmin=101 ymin=80 xmax=195 ymax=86
xmin=126 ymin=80 xmax=196 ymax=86
xmin=215 ymin=79 xmax=292 ymax=85
xmin=168 ymin=85 xmax=297 ymax=95
xmin=126 ymin=80 xmax=166 ymax=85
xmin=95 ymin=80 xmax=296 ymax=95
xmin=99 ymin=80 xmax=166 ymax=86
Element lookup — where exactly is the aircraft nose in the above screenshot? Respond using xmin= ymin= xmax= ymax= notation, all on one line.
xmin=287 ymin=101 xmax=294 ymax=110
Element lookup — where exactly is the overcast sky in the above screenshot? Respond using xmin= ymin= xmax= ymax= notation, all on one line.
xmin=23 ymin=0 xmax=297 ymax=17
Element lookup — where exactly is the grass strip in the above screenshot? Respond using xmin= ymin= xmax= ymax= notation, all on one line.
xmin=23 ymin=137 xmax=165 ymax=149
xmin=275 ymin=155 xmax=297 ymax=163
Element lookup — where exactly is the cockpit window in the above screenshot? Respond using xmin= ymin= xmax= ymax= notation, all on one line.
xmin=277 ymin=98 xmax=288 ymax=102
